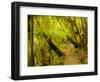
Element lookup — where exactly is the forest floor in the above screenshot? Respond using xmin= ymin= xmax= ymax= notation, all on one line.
xmin=62 ymin=43 xmax=82 ymax=65
xmin=63 ymin=48 xmax=81 ymax=64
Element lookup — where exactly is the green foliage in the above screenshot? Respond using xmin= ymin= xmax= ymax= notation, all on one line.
xmin=28 ymin=15 xmax=88 ymax=66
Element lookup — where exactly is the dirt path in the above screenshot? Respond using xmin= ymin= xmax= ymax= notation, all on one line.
xmin=63 ymin=48 xmax=81 ymax=65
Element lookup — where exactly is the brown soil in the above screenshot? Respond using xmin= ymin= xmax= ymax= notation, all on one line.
xmin=63 ymin=48 xmax=81 ymax=65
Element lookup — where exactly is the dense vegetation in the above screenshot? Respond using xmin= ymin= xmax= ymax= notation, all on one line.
xmin=28 ymin=15 xmax=88 ymax=66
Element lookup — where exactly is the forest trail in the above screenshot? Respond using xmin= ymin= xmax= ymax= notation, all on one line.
xmin=63 ymin=45 xmax=81 ymax=65
xmin=28 ymin=15 xmax=87 ymax=66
